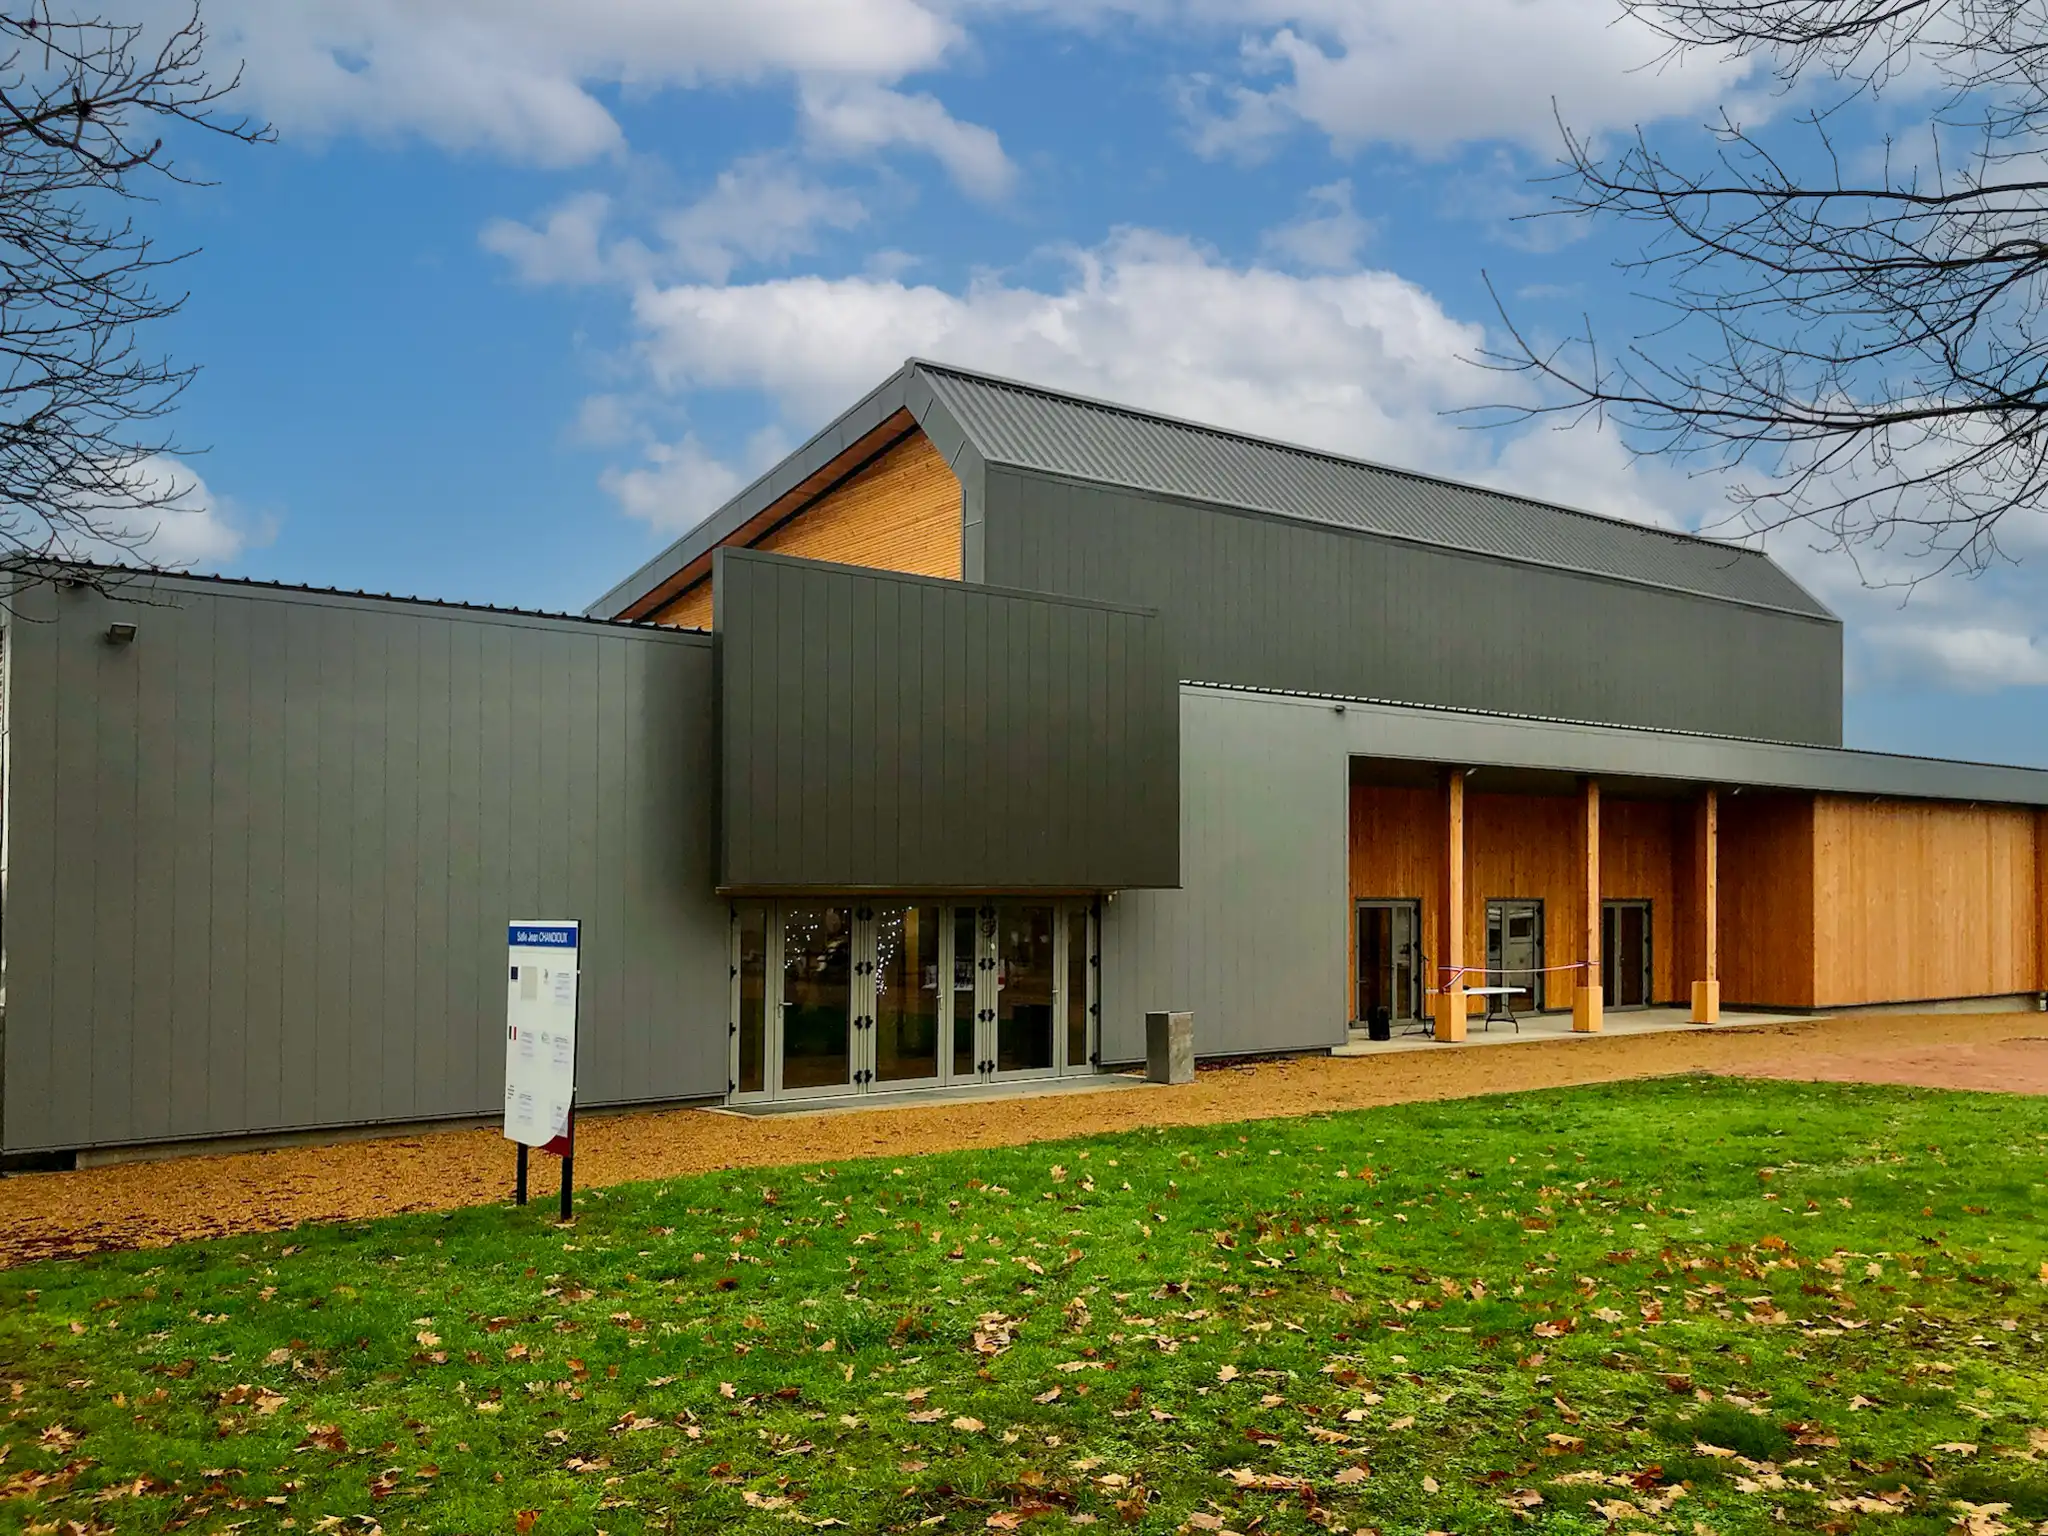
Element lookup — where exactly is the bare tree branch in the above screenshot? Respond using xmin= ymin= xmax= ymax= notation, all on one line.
xmin=1476 ymin=0 xmax=2048 ymax=587
xmin=0 ymin=1 xmax=269 ymax=599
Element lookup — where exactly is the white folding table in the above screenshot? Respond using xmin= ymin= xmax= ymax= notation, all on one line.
xmin=1462 ymin=985 xmax=1527 ymax=1032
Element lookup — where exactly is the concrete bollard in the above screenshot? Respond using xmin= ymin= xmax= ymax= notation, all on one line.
xmin=1144 ymin=1011 xmax=1194 ymax=1084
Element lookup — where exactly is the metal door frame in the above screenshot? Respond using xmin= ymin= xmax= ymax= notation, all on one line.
xmin=1600 ymin=899 xmax=1653 ymax=1010
xmin=986 ymin=901 xmax=1059 ymax=1083
xmin=730 ymin=897 xmax=1099 ymax=1101
xmin=1485 ymin=898 xmax=1547 ymax=1011
xmin=1354 ymin=898 xmax=1424 ymax=1022
xmin=865 ymin=900 xmax=957 ymax=1094
xmin=1054 ymin=901 xmax=1099 ymax=1078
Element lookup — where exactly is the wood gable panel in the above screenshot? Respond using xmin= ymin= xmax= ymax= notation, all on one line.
xmin=649 ymin=427 xmax=963 ymax=629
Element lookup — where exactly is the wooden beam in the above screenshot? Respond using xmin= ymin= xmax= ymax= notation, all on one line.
xmin=1692 ymin=789 xmax=1721 ymax=1022
xmin=1436 ymin=768 xmax=1468 ymax=1042
xmin=1573 ymin=777 xmax=1603 ymax=1033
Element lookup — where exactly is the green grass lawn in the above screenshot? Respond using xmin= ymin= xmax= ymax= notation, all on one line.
xmin=3 ymin=1076 xmax=2046 ymax=1536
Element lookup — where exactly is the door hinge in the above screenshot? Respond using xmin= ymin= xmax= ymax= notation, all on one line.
xmin=729 ymin=1022 xmax=738 ymax=1036
xmin=728 ymin=1078 xmax=737 ymax=1092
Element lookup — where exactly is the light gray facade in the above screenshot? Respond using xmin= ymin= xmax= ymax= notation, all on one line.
xmin=979 ymin=466 xmax=1844 ymax=746
xmin=1098 ymin=688 xmax=1350 ymax=1062
xmin=1 ymin=575 xmax=730 ymax=1156
xmin=715 ymin=549 xmax=1179 ymax=892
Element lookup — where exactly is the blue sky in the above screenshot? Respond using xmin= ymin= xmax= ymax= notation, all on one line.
xmin=126 ymin=0 xmax=2048 ymax=764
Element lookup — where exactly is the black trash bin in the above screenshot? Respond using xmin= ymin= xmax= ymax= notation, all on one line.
xmin=1367 ymin=1005 xmax=1392 ymax=1042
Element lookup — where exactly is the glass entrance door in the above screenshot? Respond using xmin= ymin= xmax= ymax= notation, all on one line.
xmin=994 ymin=903 xmax=1057 ymax=1078
xmin=779 ymin=903 xmax=855 ymax=1096
xmin=1356 ymin=900 xmax=1422 ymax=1025
xmin=1486 ymin=900 xmax=1545 ymax=1010
xmin=1601 ymin=900 xmax=1651 ymax=1008
xmin=873 ymin=903 xmax=943 ymax=1086
xmin=728 ymin=899 xmax=1097 ymax=1102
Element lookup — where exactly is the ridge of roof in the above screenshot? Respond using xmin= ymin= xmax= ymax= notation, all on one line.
xmin=907 ymin=356 xmax=1808 ymax=579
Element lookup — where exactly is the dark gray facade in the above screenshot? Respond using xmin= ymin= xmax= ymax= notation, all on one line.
xmin=1 ymin=576 xmax=730 ymax=1156
xmin=979 ymin=466 xmax=1845 ymax=746
xmin=714 ymin=549 xmax=1179 ymax=892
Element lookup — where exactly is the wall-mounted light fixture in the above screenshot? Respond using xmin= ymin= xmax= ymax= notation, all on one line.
xmin=105 ymin=621 xmax=137 ymax=645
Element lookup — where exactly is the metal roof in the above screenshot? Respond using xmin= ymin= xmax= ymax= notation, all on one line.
xmin=1189 ymin=681 xmax=2048 ymax=806
xmin=915 ymin=362 xmax=1833 ymax=620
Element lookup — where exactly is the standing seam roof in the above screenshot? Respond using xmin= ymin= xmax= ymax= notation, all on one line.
xmin=914 ymin=362 xmax=1834 ymax=620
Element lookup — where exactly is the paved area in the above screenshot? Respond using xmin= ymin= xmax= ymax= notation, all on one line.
xmin=1331 ymin=1004 xmax=1808 ymax=1055
xmin=0 ymin=1008 xmax=2040 ymax=1268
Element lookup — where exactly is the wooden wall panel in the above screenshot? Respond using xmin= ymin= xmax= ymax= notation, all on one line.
xmin=1601 ymin=798 xmax=1683 ymax=1004
xmin=1811 ymin=796 xmax=2040 ymax=1006
xmin=1466 ymin=791 xmax=1586 ymax=1010
xmin=1717 ymin=793 xmax=1816 ymax=1009
xmin=652 ymin=431 xmax=963 ymax=629
xmin=1348 ymin=784 xmax=1440 ymax=1015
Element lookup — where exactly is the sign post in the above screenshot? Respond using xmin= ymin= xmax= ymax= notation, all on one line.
xmin=505 ymin=920 xmax=579 ymax=1221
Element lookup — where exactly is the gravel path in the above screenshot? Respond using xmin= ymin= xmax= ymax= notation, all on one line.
xmin=1 ymin=1009 xmax=2039 ymax=1267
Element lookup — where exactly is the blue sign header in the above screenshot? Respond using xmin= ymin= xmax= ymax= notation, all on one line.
xmin=509 ymin=922 xmax=579 ymax=949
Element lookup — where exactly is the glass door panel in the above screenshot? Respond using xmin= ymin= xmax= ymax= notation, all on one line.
xmin=953 ymin=906 xmax=982 ymax=1079
xmin=1062 ymin=906 xmax=1092 ymax=1074
xmin=780 ymin=904 xmax=854 ymax=1093
xmin=996 ymin=904 xmax=1056 ymax=1075
xmin=1486 ymin=900 xmax=1545 ymax=1010
xmin=1602 ymin=901 xmax=1651 ymax=1008
xmin=1356 ymin=900 xmax=1423 ymax=1024
xmin=734 ymin=904 xmax=769 ymax=1096
xmin=875 ymin=904 xmax=943 ymax=1084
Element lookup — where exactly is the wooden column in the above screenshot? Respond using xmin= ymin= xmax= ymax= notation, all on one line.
xmin=2035 ymin=808 xmax=2047 ymax=997
xmin=1573 ymin=777 xmax=1603 ymax=1033
xmin=1691 ymin=789 xmax=1721 ymax=1022
xmin=1436 ymin=768 xmax=1468 ymax=1042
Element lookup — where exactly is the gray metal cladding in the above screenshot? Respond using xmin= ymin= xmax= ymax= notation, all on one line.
xmin=917 ymin=363 xmax=1832 ymax=620
xmin=1096 ymin=687 xmax=1349 ymax=1062
xmin=1 ymin=577 xmax=730 ymax=1155
xmin=714 ymin=548 xmax=1179 ymax=891
xmin=979 ymin=467 xmax=1845 ymax=746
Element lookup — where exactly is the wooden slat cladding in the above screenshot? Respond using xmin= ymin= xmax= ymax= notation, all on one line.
xmin=1811 ymin=795 xmax=2040 ymax=1007
xmin=1347 ymin=783 xmax=1441 ymax=1017
xmin=650 ymin=430 xmax=963 ymax=629
xmin=1601 ymin=797 xmax=1685 ymax=1004
xmin=1717 ymin=792 xmax=1817 ymax=1009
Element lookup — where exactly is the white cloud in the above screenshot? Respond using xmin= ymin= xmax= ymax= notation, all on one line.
xmin=630 ymin=225 xmax=1498 ymax=467
xmin=484 ymin=160 xmax=868 ymax=289
xmin=481 ymin=192 xmax=618 ymax=285
xmin=598 ymin=435 xmax=747 ymax=533
xmin=659 ymin=158 xmax=869 ymax=281
xmin=798 ymin=81 xmax=1018 ymax=200
xmin=85 ymin=456 xmax=265 ymax=570
xmin=1861 ymin=623 xmax=2048 ymax=691
xmin=1174 ymin=0 xmax=1762 ymax=158
xmin=1260 ymin=179 xmax=1374 ymax=270
xmin=200 ymin=0 xmax=964 ymax=165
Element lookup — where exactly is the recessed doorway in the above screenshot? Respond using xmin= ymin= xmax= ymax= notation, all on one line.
xmin=1355 ymin=899 xmax=1423 ymax=1027
xmin=1602 ymin=900 xmax=1652 ymax=1009
xmin=1485 ymin=899 xmax=1546 ymax=1010
xmin=727 ymin=899 xmax=1097 ymax=1103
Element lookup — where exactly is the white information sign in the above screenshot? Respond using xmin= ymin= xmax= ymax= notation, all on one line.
xmin=504 ymin=920 xmax=579 ymax=1149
